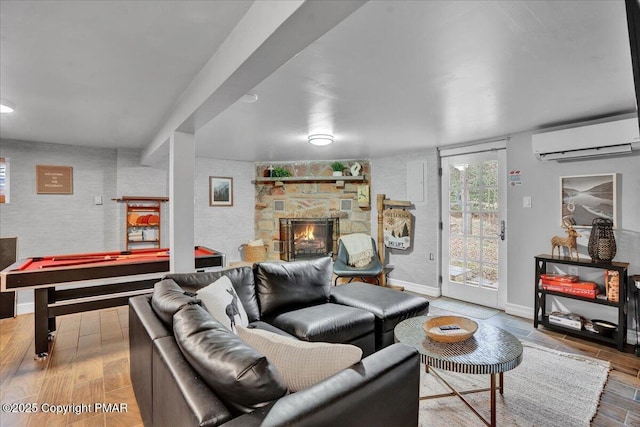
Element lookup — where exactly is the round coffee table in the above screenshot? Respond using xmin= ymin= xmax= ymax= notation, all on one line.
xmin=394 ymin=316 xmax=523 ymax=427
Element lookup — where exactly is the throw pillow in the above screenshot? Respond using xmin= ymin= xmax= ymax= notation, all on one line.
xmin=197 ymin=276 xmax=248 ymax=333
xmin=237 ymin=325 xmax=362 ymax=392
xmin=174 ymin=305 xmax=287 ymax=414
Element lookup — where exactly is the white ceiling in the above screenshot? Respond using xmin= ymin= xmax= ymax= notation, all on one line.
xmin=1 ymin=1 xmax=636 ymax=162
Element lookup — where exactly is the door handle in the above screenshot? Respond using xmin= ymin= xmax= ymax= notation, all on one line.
xmin=496 ymin=220 xmax=505 ymax=241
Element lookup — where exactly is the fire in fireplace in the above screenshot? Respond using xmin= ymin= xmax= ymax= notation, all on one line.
xmin=279 ymin=218 xmax=340 ymax=261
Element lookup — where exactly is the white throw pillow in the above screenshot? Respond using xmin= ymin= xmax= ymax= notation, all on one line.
xmin=237 ymin=325 xmax=362 ymax=392
xmin=197 ymin=276 xmax=248 ymax=333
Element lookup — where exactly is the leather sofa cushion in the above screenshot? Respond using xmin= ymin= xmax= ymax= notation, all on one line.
xmin=330 ymin=282 xmax=430 ymax=332
xmin=269 ymin=303 xmax=374 ymax=343
xmin=151 ymin=279 xmax=200 ymax=326
xmin=237 ymin=325 xmax=362 ymax=392
xmin=173 ymin=304 xmax=287 ymax=415
xmin=254 ymin=257 xmax=332 ymax=318
xmin=165 ymin=267 xmax=261 ymax=322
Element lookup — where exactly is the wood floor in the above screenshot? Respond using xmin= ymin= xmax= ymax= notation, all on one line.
xmin=0 ymin=302 xmax=639 ymax=427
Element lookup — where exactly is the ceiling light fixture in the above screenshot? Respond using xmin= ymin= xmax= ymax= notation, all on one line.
xmin=308 ymin=134 xmax=334 ymax=146
xmin=241 ymin=93 xmax=258 ymax=104
xmin=0 ymin=99 xmax=15 ymax=114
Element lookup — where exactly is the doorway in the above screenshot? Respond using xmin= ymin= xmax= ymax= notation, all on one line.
xmin=440 ymin=144 xmax=507 ymax=309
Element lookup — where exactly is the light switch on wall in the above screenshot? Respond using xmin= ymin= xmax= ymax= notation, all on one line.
xmin=94 ymin=195 xmax=103 ymax=205
xmin=523 ymin=196 xmax=531 ymax=208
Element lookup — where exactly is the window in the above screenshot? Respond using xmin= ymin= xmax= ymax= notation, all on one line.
xmin=0 ymin=157 xmax=8 ymax=204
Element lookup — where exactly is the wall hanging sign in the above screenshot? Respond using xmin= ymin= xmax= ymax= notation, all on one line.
xmin=560 ymin=173 xmax=617 ymax=228
xmin=36 ymin=165 xmax=73 ymax=194
xmin=209 ymin=176 xmax=233 ymax=206
xmin=383 ymin=208 xmax=412 ymax=250
xmin=357 ymin=185 xmax=370 ymax=208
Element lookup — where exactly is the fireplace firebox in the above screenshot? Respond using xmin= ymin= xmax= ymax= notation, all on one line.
xmin=279 ymin=218 xmax=339 ymax=261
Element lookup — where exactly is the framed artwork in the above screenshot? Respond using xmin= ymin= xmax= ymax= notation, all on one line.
xmin=560 ymin=173 xmax=617 ymax=228
xmin=36 ymin=165 xmax=73 ymax=194
xmin=209 ymin=176 xmax=233 ymax=206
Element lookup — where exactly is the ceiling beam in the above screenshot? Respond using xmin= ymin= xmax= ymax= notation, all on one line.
xmin=141 ymin=0 xmax=367 ymax=165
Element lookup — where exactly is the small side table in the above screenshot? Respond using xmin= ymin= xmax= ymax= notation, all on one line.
xmin=395 ymin=316 xmax=523 ymax=427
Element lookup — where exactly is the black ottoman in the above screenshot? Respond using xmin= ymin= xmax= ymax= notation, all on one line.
xmin=267 ymin=303 xmax=376 ymax=356
xmin=330 ymin=282 xmax=429 ymax=350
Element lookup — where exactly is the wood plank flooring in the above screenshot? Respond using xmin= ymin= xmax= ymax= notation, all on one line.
xmin=0 ymin=302 xmax=638 ymax=426
xmin=0 ymin=306 xmax=141 ymax=427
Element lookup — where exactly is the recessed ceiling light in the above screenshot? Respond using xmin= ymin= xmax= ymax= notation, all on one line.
xmin=308 ymin=134 xmax=334 ymax=146
xmin=0 ymin=99 xmax=15 ymax=114
xmin=241 ymin=93 xmax=258 ymax=104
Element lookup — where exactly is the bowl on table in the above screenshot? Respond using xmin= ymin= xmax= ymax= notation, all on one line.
xmin=423 ymin=316 xmax=478 ymax=343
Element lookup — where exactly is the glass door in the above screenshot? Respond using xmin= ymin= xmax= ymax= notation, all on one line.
xmin=441 ymin=148 xmax=507 ymax=309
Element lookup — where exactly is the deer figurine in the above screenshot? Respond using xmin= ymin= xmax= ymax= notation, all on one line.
xmin=551 ymin=225 xmax=581 ymax=259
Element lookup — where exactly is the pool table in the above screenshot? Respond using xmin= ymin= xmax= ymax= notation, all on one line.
xmin=0 ymin=246 xmax=225 ymax=358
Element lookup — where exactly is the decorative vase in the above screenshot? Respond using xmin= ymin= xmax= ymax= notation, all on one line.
xmin=588 ymin=218 xmax=616 ymax=262
xmin=332 ymin=171 xmax=343 ymax=177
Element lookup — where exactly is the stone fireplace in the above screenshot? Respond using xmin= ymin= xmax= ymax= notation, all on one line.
xmin=254 ymin=160 xmax=371 ymax=261
xmin=279 ymin=218 xmax=340 ymax=261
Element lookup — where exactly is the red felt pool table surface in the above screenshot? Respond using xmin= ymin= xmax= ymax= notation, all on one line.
xmin=1 ymin=246 xmax=225 ymax=358
xmin=0 ymin=246 xmax=223 ymax=291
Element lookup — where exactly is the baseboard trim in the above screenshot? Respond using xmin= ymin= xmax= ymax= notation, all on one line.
xmin=17 ymin=301 xmax=34 ymax=315
xmin=387 ymin=278 xmax=441 ymax=297
xmin=505 ymin=302 xmax=533 ymax=320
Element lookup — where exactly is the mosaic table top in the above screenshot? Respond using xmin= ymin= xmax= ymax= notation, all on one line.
xmin=394 ymin=316 xmax=523 ymax=375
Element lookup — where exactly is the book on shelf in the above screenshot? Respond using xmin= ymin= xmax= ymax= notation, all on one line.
xmin=540 ymin=278 xmax=598 ymax=290
xmin=541 ymin=283 xmax=599 ymax=299
xmin=548 ymin=311 xmax=584 ymax=330
xmin=540 ymin=273 xmax=578 ymax=283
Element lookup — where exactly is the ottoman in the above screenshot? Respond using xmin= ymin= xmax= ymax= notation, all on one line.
xmin=331 ymin=282 xmax=429 ymax=350
xmin=267 ymin=303 xmax=376 ymax=356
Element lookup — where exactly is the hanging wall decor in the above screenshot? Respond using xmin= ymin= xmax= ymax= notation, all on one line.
xmin=209 ymin=176 xmax=233 ymax=206
xmin=383 ymin=208 xmax=412 ymax=250
xmin=560 ymin=173 xmax=617 ymax=228
xmin=36 ymin=165 xmax=73 ymax=194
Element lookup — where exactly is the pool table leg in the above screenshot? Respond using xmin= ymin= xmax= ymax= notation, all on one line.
xmin=47 ymin=287 xmax=57 ymax=334
xmin=34 ymin=288 xmax=50 ymax=360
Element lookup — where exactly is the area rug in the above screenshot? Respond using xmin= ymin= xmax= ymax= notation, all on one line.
xmin=428 ymin=297 xmax=500 ymax=320
xmin=418 ymin=341 xmax=610 ymax=427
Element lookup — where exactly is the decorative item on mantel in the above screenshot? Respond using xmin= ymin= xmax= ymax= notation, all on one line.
xmin=331 ymin=161 xmax=345 ymax=177
xmin=588 ymin=218 xmax=616 ymax=262
xmin=271 ymin=167 xmax=292 ymax=178
xmin=350 ymin=162 xmax=362 ymax=177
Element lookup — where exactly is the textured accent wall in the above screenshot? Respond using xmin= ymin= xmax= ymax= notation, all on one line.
xmin=0 ymin=139 xmax=120 ymax=308
xmin=254 ymin=160 xmax=371 ymax=260
xmin=0 ymin=141 xmax=258 ymax=312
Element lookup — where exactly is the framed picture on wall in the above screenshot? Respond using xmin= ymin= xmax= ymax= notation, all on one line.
xmin=560 ymin=173 xmax=617 ymax=228
xmin=209 ymin=176 xmax=233 ymax=206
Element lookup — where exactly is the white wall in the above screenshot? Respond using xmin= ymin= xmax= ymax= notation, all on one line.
xmin=374 ymin=118 xmax=640 ymax=342
xmin=506 ymin=129 xmax=640 ymax=325
xmin=194 ymin=157 xmax=255 ymax=264
xmin=0 ymin=139 xmax=120 ymax=311
xmin=371 ymin=148 xmax=440 ymax=295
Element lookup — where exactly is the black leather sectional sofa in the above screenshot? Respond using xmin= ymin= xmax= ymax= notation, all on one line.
xmin=129 ymin=257 xmax=429 ymax=426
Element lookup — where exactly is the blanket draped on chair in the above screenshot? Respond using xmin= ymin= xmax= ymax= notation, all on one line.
xmin=340 ymin=234 xmax=374 ymax=267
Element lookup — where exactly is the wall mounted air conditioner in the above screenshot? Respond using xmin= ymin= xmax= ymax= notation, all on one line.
xmin=532 ymin=118 xmax=640 ymax=161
